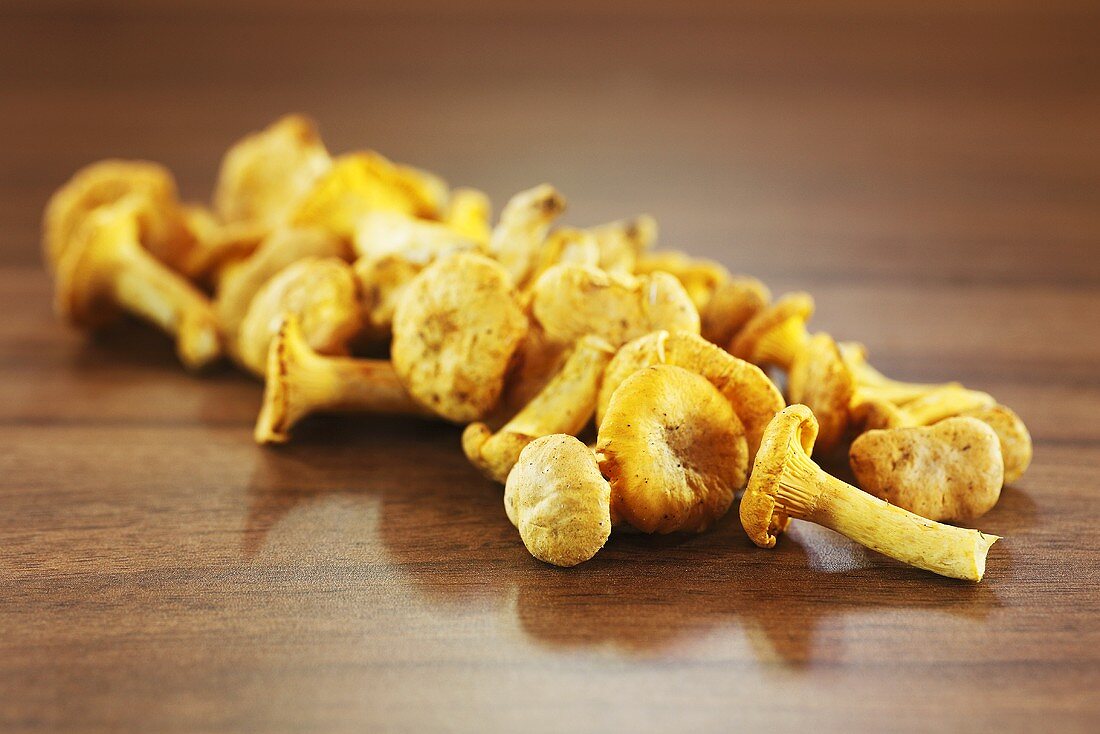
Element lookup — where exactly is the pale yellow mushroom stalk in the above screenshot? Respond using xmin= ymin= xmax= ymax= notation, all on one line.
xmin=53 ymin=197 xmax=221 ymax=371
xmin=487 ymin=184 xmax=566 ymax=287
xmin=839 ymin=341 xmax=960 ymax=405
xmin=254 ymin=315 xmax=429 ymax=444
xmin=463 ymin=336 xmax=615 ymax=483
xmin=504 ymin=434 xmax=612 ymax=567
xmin=853 ymin=384 xmax=996 ymax=431
xmin=741 ymin=405 xmax=1000 ymax=582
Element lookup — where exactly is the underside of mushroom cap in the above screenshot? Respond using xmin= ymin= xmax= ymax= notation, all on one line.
xmin=787 ymin=332 xmax=855 ymax=455
xmin=740 ymin=404 xmax=819 ymax=548
xmin=597 ymin=364 xmax=748 ymax=534
xmin=700 ymin=275 xmax=772 ymax=347
xmin=730 ymin=291 xmax=815 ymax=366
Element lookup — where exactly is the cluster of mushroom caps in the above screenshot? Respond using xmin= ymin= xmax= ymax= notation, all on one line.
xmin=45 ymin=114 xmax=1031 ymax=582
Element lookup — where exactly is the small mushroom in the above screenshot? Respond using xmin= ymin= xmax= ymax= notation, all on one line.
xmin=787 ymin=332 xmax=855 ymax=455
xmin=740 ymin=404 xmax=1000 ymax=581
xmin=213 ymin=114 xmax=332 ymax=232
xmin=596 ymin=330 xmax=783 ymax=465
xmin=849 ymin=417 xmax=1005 ymax=523
xmin=487 ymin=184 xmax=567 ymax=288
xmin=853 ymin=384 xmax=996 ymax=431
xmin=53 ymin=196 xmax=221 ymax=370
xmin=236 ymin=256 xmax=363 ymax=377
xmin=730 ymin=292 xmax=815 ymax=371
xmin=391 ymin=252 xmax=529 ymax=422
xmin=504 ymin=434 xmax=612 ymax=567
xmin=587 ymin=214 xmax=657 ymax=274
xmin=597 ymin=364 xmax=749 ymax=533
xmin=699 ymin=275 xmax=771 ymax=347
xmin=254 ymin=315 xmax=429 ymax=444
xmin=839 ymin=341 xmax=960 ymax=405
xmin=529 ymin=264 xmax=700 ymax=349
xmin=443 ymin=187 xmax=492 ymax=247
xmin=215 ymin=227 xmax=349 ymax=358
xmin=525 ymin=227 xmax=601 ymax=287
xmin=463 ymin=336 xmax=615 ymax=483
xmin=634 ymin=250 xmax=731 ymax=313
xmin=959 ymin=404 xmax=1033 ymax=485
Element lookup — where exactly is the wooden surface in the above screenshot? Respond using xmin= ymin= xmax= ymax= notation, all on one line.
xmin=2 ymin=2 xmax=1099 ymax=732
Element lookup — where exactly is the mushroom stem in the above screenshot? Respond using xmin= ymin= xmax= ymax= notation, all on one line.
xmin=900 ymin=385 xmax=995 ymax=426
xmin=255 ymin=315 xmax=427 ymax=444
xmin=776 ymin=448 xmax=999 ymax=581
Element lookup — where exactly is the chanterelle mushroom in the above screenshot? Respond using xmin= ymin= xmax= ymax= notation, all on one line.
xmin=487 ymin=184 xmax=566 ymax=288
xmin=741 ymin=404 xmax=1000 ymax=581
xmin=504 ymin=434 xmax=612 ymax=567
xmin=587 ymin=214 xmax=657 ymax=275
xmin=849 ymin=417 xmax=1005 ymax=523
xmin=596 ymin=330 xmax=783 ymax=466
xmin=597 ymin=364 xmax=748 ymax=534
xmin=443 ymin=187 xmax=492 ymax=247
xmin=730 ymin=292 xmax=815 ymax=371
xmin=839 ymin=341 xmax=959 ymax=405
xmin=254 ymin=315 xmax=428 ymax=444
xmin=699 ymin=275 xmax=771 ymax=347
xmin=853 ymin=384 xmax=996 ymax=431
xmin=236 ymin=256 xmax=363 ymax=377
xmin=53 ymin=196 xmax=221 ymax=371
xmin=530 ymin=264 xmax=700 ymax=349
xmin=634 ymin=250 xmax=731 ymax=314
xmin=960 ymin=404 xmax=1032 ymax=485
xmin=463 ymin=336 xmax=615 ymax=483
xmin=787 ymin=332 xmax=855 ymax=455
xmin=391 ymin=252 xmax=528 ymax=423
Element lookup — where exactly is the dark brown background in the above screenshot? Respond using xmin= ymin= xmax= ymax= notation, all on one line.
xmin=2 ymin=2 xmax=1099 ymax=732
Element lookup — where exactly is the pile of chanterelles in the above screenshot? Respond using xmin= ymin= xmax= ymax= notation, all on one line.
xmin=46 ymin=115 xmax=1030 ymax=579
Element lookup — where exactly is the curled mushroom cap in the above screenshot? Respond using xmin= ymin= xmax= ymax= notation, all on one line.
xmin=741 ymin=404 xmax=1000 ymax=581
xmin=530 ymin=264 xmax=700 ymax=349
xmin=213 ymin=114 xmax=332 ymax=230
xmin=291 ymin=152 xmax=448 ymax=240
xmin=699 ymin=275 xmax=771 ymax=347
xmin=254 ymin=314 xmax=428 ymax=444
xmin=730 ymin=291 xmax=815 ymax=370
xmin=236 ymin=256 xmax=363 ymax=377
xmin=504 ymin=434 xmax=612 ymax=567
xmin=597 ymin=364 xmax=748 ymax=534
xmin=53 ymin=196 xmax=221 ymax=371
xmin=488 ymin=184 xmax=567 ymax=287
xmin=463 ymin=335 xmax=615 ymax=483
xmin=787 ymin=332 xmax=855 ymax=455
xmin=391 ymin=252 xmax=528 ymax=422
xmin=849 ymin=417 xmax=1005 ymax=523
xmin=597 ymin=330 xmax=783 ymax=466
xmin=443 ymin=187 xmax=492 ymax=247
xmin=960 ymin=404 xmax=1032 ymax=485
xmin=43 ymin=159 xmax=194 ymax=275
xmin=587 ymin=214 xmax=657 ymax=274
xmin=635 ymin=250 xmax=731 ymax=313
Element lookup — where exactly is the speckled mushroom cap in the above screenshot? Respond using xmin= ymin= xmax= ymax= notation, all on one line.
xmin=597 ymin=364 xmax=748 ymax=534
xmin=729 ymin=291 xmax=815 ymax=367
xmin=597 ymin=330 xmax=783 ymax=467
xmin=960 ymin=404 xmax=1032 ymax=485
xmin=787 ymin=332 xmax=855 ymax=455
xmin=740 ymin=404 xmax=819 ymax=549
xmin=391 ymin=251 xmax=528 ymax=423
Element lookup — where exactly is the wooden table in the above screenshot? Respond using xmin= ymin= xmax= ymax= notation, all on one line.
xmin=2 ymin=3 xmax=1098 ymax=732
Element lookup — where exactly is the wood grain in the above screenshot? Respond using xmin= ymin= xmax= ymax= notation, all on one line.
xmin=1 ymin=2 xmax=1099 ymax=732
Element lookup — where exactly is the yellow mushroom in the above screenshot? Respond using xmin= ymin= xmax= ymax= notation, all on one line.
xmin=215 ymin=227 xmax=349 ymax=359
xmin=52 ymin=196 xmax=221 ymax=371
xmin=787 ymin=333 xmax=855 ymax=455
xmin=852 ymin=384 xmax=996 ymax=431
xmin=525 ymin=227 xmax=601 ymax=288
xmin=699 ymin=275 xmax=771 ymax=347
xmin=463 ymin=336 xmax=615 ymax=483
xmin=487 ymin=184 xmax=567 ymax=287
xmin=529 ymin=263 xmax=700 ymax=350
xmin=597 ymin=364 xmax=748 ymax=534
xmin=596 ymin=330 xmax=783 ymax=466
xmin=839 ymin=341 xmax=960 ymax=405
xmin=236 ymin=256 xmax=363 ymax=377
xmin=634 ymin=250 xmax=731 ymax=314
xmin=587 ymin=214 xmax=657 ymax=275
xmin=443 ymin=187 xmax=492 ymax=247
xmin=254 ymin=315 xmax=428 ymax=444
xmin=504 ymin=434 xmax=612 ymax=567
xmin=730 ymin=292 xmax=814 ymax=371
xmin=740 ymin=405 xmax=1000 ymax=581
xmin=959 ymin=404 xmax=1032 ymax=485
xmin=849 ymin=417 xmax=1005 ymax=523
xmin=391 ymin=252 xmax=528 ymax=423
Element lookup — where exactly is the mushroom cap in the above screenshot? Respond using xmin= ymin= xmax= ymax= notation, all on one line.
xmin=488 ymin=184 xmax=567 ymax=287
xmin=43 ymin=159 xmax=191 ymax=273
xmin=587 ymin=214 xmax=657 ymax=274
xmin=237 ymin=256 xmax=363 ymax=376
xmin=530 ymin=264 xmax=700 ymax=349
xmin=849 ymin=416 xmax=1004 ymax=523
xmin=850 ymin=393 xmax=907 ymax=430
xmin=730 ymin=291 xmax=815 ymax=363
xmin=391 ymin=252 xmax=528 ymax=422
xmin=254 ymin=313 xmax=313 ymax=444
xmin=787 ymin=332 xmax=855 ymax=455
xmin=699 ymin=275 xmax=772 ymax=347
xmin=597 ymin=330 xmax=783 ymax=466
xmin=352 ymin=210 xmax=479 ymax=263
xmin=740 ymin=404 xmax=819 ymax=548
xmin=213 ymin=114 xmax=332 ymax=229
xmin=527 ymin=227 xmax=601 ymax=285
xmin=443 ymin=187 xmax=492 ymax=247
xmin=505 ymin=434 xmax=612 ymax=567
xmin=596 ymin=364 xmax=748 ymax=534
xmin=634 ymin=250 xmax=731 ymax=311
xmin=960 ymin=404 xmax=1033 ymax=485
